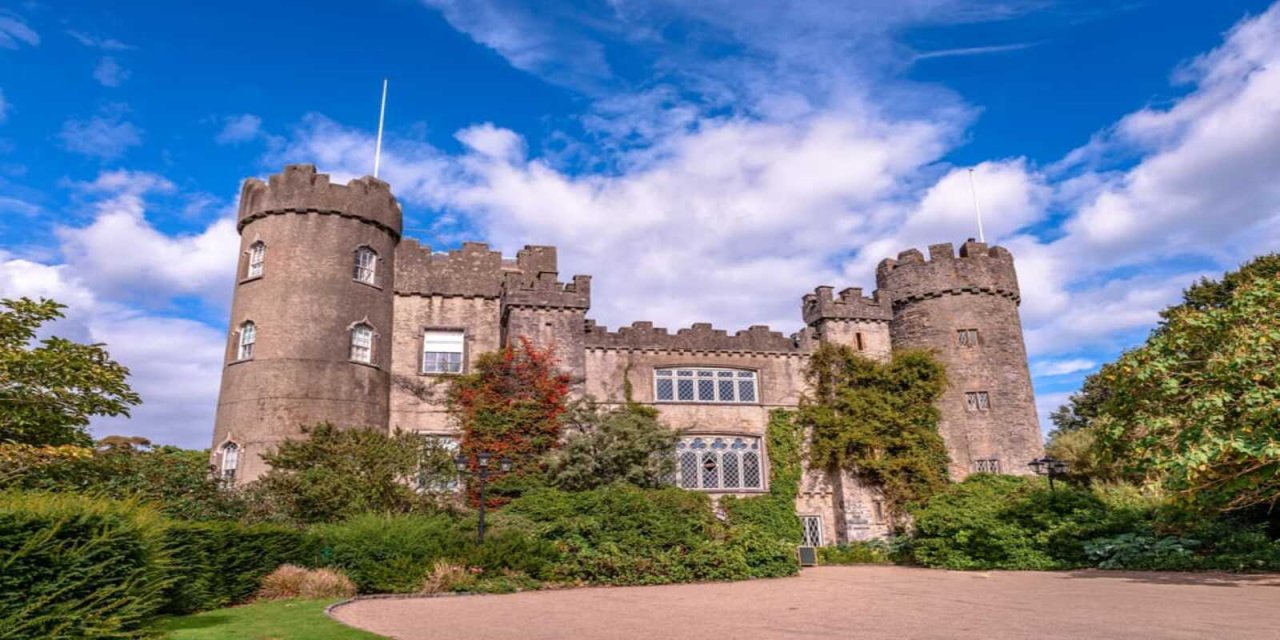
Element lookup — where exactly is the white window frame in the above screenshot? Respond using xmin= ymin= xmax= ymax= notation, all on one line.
xmin=350 ymin=323 xmax=374 ymax=364
xmin=236 ymin=321 xmax=256 ymax=361
xmin=957 ymin=328 xmax=979 ymax=348
xmin=674 ymin=435 xmax=765 ymax=491
xmin=219 ymin=442 xmax=239 ymax=481
xmin=246 ymin=241 xmax=265 ymax=279
xmin=965 ymin=391 xmax=991 ymax=411
xmin=801 ymin=515 xmax=824 ymax=547
xmin=353 ymin=246 xmax=378 ymax=285
xmin=422 ymin=329 xmax=465 ymax=374
xmin=654 ymin=367 xmax=758 ymax=404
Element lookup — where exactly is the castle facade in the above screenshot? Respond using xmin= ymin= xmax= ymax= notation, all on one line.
xmin=211 ymin=164 xmax=1043 ymax=544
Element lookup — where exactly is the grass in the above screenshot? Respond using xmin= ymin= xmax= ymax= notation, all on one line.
xmin=154 ymin=598 xmax=386 ymax=640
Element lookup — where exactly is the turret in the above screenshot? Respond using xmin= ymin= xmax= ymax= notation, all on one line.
xmin=500 ymin=246 xmax=591 ymax=382
xmin=802 ymin=286 xmax=893 ymax=361
xmin=876 ymin=240 xmax=1043 ymax=479
xmin=211 ymin=165 xmax=402 ymax=483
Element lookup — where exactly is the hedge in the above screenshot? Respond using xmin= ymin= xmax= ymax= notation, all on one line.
xmin=160 ymin=520 xmax=312 ymax=614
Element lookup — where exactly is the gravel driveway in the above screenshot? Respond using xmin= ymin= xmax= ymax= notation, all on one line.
xmin=330 ymin=566 xmax=1280 ymax=640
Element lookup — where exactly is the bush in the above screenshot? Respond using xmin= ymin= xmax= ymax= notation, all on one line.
xmin=505 ymin=485 xmax=718 ymax=553
xmin=257 ymin=565 xmax=356 ymax=600
xmin=160 ymin=520 xmax=312 ymax=614
xmin=721 ymin=410 xmax=803 ymax=548
xmin=819 ymin=540 xmax=894 ymax=565
xmin=546 ymin=402 xmax=677 ymax=491
xmin=309 ymin=513 xmax=469 ymax=594
xmin=0 ymin=491 xmax=169 ymax=639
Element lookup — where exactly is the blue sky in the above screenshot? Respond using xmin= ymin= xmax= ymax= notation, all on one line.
xmin=2 ymin=0 xmax=1278 ymax=447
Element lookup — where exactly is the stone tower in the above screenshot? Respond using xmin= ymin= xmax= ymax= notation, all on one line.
xmin=801 ymin=286 xmax=893 ymax=362
xmin=211 ymin=164 xmax=402 ymax=482
xmin=876 ymin=240 xmax=1043 ymax=479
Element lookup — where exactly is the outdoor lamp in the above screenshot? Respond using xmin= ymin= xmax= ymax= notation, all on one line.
xmin=1027 ymin=456 xmax=1068 ymax=491
xmin=453 ymin=454 xmax=468 ymax=473
xmin=477 ymin=451 xmax=492 ymax=468
xmin=499 ymin=457 xmax=513 ymax=473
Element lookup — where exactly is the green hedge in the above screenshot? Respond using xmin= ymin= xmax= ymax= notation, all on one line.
xmin=161 ymin=520 xmax=312 ymax=614
xmin=0 ymin=491 xmax=169 ymax=639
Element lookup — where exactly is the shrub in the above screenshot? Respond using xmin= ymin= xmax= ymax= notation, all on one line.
xmin=160 ymin=520 xmax=312 ymax=614
xmin=722 ymin=410 xmax=804 ymax=547
xmin=257 ymin=565 xmax=356 ymax=600
xmin=546 ymin=401 xmax=677 ymax=491
xmin=309 ymin=513 xmax=468 ymax=594
xmin=819 ymin=540 xmax=894 ymax=565
xmin=0 ymin=491 xmax=169 ymax=639
xmin=505 ymin=485 xmax=718 ymax=553
xmin=420 ymin=560 xmax=474 ymax=594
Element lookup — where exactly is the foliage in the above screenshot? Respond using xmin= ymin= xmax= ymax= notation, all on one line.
xmin=546 ymin=400 xmax=677 ymax=491
xmin=250 ymin=424 xmax=448 ymax=525
xmin=1048 ymin=369 xmax=1113 ymax=434
xmin=721 ymin=410 xmax=803 ymax=545
xmin=4 ymin=441 xmax=246 ymax=521
xmin=1044 ymin=427 xmax=1122 ymax=486
xmin=0 ymin=491 xmax=169 ymax=639
xmin=154 ymin=598 xmax=384 ymax=640
xmin=308 ymin=512 xmax=469 ymax=594
xmin=257 ymin=565 xmax=356 ymax=600
xmin=160 ymin=520 xmax=313 ymax=614
xmin=447 ymin=338 xmax=571 ymax=506
xmin=1084 ymin=522 xmax=1280 ymax=572
xmin=0 ymin=297 xmax=141 ymax=447
xmin=799 ymin=344 xmax=950 ymax=518
xmin=1089 ymin=255 xmax=1280 ymax=513
xmin=818 ymin=540 xmax=894 ymax=565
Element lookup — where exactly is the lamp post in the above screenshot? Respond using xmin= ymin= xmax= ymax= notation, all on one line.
xmin=1027 ymin=456 xmax=1068 ymax=491
xmin=454 ymin=452 xmax=513 ymax=544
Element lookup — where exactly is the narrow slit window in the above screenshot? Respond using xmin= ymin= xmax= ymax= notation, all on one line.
xmin=423 ymin=330 xmax=464 ymax=374
xmin=353 ymin=247 xmax=378 ymax=285
xmin=855 ymin=332 xmax=865 ymax=351
xmin=236 ymin=321 xmax=256 ymax=360
xmin=350 ymin=323 xmax=374 ymax=363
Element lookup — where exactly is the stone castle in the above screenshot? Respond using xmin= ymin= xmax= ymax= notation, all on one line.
xmin=211 ymin=164 xmax=1043 ymax=544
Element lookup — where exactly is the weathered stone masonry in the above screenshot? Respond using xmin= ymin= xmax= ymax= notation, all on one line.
xmin=212 ymin=165 xmax=1044 ymax=543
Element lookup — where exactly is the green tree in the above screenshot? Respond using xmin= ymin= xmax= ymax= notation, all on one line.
xmin=798 ymin=344 xmax=950 ymax=519
xmin=546 ymin=400 xmax=677 ymax=491
xmin=1092 ymin=254 xmax=1280 ymax=513
xmin=0 ymin=298 xmax=141 ymax=446
xmin=249 ymin=424 xmax=451 ymax=524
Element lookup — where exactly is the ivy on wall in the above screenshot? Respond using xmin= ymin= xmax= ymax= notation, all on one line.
xmin=721 ymin=409 xmax=804 ymax=543
xmin=798 ymin=344 xmax=950 ymax=521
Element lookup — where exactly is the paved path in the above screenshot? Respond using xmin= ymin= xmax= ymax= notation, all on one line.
xmin=331 ymin=566 xmax=1280 ymax=640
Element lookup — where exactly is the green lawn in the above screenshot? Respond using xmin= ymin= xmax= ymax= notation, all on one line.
xmin=155 ymin=599 xmax=386 ymax=640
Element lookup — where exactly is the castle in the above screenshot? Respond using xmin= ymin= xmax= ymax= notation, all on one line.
xmin=211 ymin=164 xmax=1043 ymax=544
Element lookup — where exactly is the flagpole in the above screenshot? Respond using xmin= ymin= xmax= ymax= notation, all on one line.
xmin=373 ymin=78 xmax=388 ymax=179
xmin=967 ymin=168 xmax=986 ymax=243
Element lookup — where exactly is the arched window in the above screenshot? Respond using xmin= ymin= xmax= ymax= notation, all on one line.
xmin=246 ymin=241 xmax=265 ymax=278
xmin=353 ymin=246 xmax=378 ymax=285
xmin=350 ymin=323 xmax=374 ymax=363
xmin=236 ymin=321 xmax=256 ymax=360
xmin=674 ymin=436 xmax=764 ymax=490
xmin=219 ymin=442 xmax=239 ymax=481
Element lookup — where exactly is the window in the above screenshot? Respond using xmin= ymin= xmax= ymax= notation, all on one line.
xmin=246 ymin=241 xmax=265 ymax=278
xmin=236 ymin=321 xmax=256 ymax=360
xmin=417 ymin=434 xmax=460 ymax=492
xmin=655 ymin=368 xmax=758 ymax=403
xmin=965 ymin=391 xmax=991 ymax=411
xmin=801 ymin=515 xmax=823 ymax=547
xmin=675 ymin=436 xmax=763 ymax=491
xmin=423 ymin=329 xmax=464 ymax=374
xmin=350 ymin=323 xmax=374 ymax=363
xmin=353 ymin=246 xmax=378 ymax=284
xmin=219 ymin=442 xmax=239 ymax=481
xmin=957 ymin=328 xmax=979 ymax=347
xmin=873 ymin=500 xmax=885 ymax=523
xmin=855 ymin=332 xmax=865 ymax=351
xmin=973 ymin=459 xmax=1001 ymax=474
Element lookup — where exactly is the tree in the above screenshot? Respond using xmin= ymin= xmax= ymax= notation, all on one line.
xmin=0 ymin=298 xmax=141 ymax=446
xmin=798 ymin=344 xmax=950 ymax=519
xmin=546 ymin=400 xmax=677 ymax=491
xmin=250 ymin=424 xmax=451 ymax=524
xmin=1092 ymin=254 xmax=1280 ymax=513
xmin=447 ymin=338 xmax=570 ymax=505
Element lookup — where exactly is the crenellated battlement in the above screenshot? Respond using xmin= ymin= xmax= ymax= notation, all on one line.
xmin=238 ymin=164 xmax=402 ymax=236
xmin=875 ymin=239 xmax=1020 ymax=306
xmin=501 ymin=246 xmax=591 ymax=309
xmin=584 ymin=320 xmax=808 ymax=354
xmin=802 ymin=286 xmax=893 ymax=326
xmin=395 ymin=240 xmax=507 ymax=297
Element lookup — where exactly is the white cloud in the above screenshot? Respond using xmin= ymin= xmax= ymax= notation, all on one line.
xmin=0 ymin=196 xmax=39 ymax=217
xmin=93 ymin=57 xmax=131 ymax=87
xmin=1031 ymin=358 xmax=1096 ymax=377
xmin=0 ymin=13 xmax=38 ymax=49
xmin=0 ymin=88 xmax=8 ymax=123
xmin=66 ymin=30 xmax=132 ymax=50
xmin=58 ymin=109 xmax=143 ymax=160
xmin=215 ymin=114 xmax=263 ymax=145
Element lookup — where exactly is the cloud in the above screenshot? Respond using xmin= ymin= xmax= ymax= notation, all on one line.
xmin=0 ymin=196 xmax=39 ymax=217
xmin=215 ymin=114 xmax=263 ymax=145
xmin=0 ymin=88 xmax=8 ymax=123
xmin=66 ymin=29 xmax=132 ymax=50
xmin=913 ymin=42 xmax=1037 ymax=61
xmin=58 ymin=108 xmax=143 ymax=160
xmin=0 ymin=13 xmax=38 ymax=49
xmin=1031 ymin=358 xmax=1096 ymax=377
xmin=92 ymin=57 xmax=131 ymax=87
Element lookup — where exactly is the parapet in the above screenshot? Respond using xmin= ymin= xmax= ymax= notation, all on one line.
xmin=584 ymin=321 xmax=806 ymax=354
xmin=875 ymin=240 xmax=1020 ymax=306
xmin=238 ymin=164 xmax=403 ymax=237
xmin=801 ymin=286 xmax=893 ymax=326
xmin=395 ymin=240 xmax=507 ymax=297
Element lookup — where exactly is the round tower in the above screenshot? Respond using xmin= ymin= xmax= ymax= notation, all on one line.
xmin=876 ymin=240 xmax=1043 ymax=479
xmin=211 ymin=164 xmax=401 ymax=483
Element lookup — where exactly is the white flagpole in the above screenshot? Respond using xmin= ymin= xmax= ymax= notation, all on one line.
xmin=967 ymin=167 xmax=986 ymax=243
xmin=373 ymin=78 xmax=388 ymax=179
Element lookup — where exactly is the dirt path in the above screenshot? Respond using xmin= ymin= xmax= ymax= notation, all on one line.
xmin=330 ymin=566 xmax=1280 ymax=640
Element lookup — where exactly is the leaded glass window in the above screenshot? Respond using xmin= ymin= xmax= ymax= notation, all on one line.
xmin=236 ymin=321 xmax=256 ymax=360
xmin=801 ymin=515 xmax=823 ymax=547
xmin=353 ymin=246 xmax=378 ymax=284
xmin=655 ymin=368 xmax=758 ymax=403
xmin=219 ymin=442 xmax=239 ymax=482
xmin=973 ymin=458 xmax=1001 ymax=473
xmin=247 ymin=241 xmax=265 ymax=278
xmin=957 ymin=328 xmax=979 ymax=348
xmin=673 ymin=436 xmax=764 ymax=491
xmin=965 ymin=391 xmax=991 ymax=411
xmin=350 ymin=323 xmax=374 ymax=363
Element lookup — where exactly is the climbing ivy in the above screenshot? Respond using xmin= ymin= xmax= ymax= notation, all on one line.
xmin=721 ymin=410 xmax=804 ymax=543
xmin=798 ymin=344 xmax=950 ymax=520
